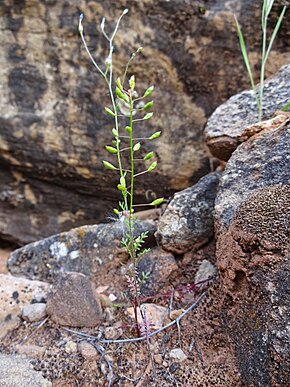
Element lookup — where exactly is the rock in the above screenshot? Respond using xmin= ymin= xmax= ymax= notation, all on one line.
xmin=0 ymin=274 xmax=50 ymax=339
xmin=104 ymin=325 xmax=123 ymax=340
xmin=214 ymin=119 xmax=290 ymax=236
xmin=169 ymin=348 xmax=187 ymax=362
xmin=21 ymin=303 xmax=47 ymax=322
xmin=46 ymin=272 xmax=102 ymax=327
xmin=1 ymin=2 xmax=289 ymax=245
xmin=138 ymin=247 xmax=179 ymax=296
xmin=216 ymin=185 xmax=290 ymax=386
xmin=8 ymin=220 xmax=156 ymax=282
xmin=64 ymin=340 xmax=78 ymax=354
xmin=78 ymin=341 xmax=98 ymax=360
xmin=205 ymin=64 xmax=290 ymax=160
xmin=0 ymin=248 xmax=11 ymax=273
xmin=0 ymin=353 xmax=52 ymax=387
xmin=15 ymin=344 xmax=46 ymax=358
xmin=127 ymin=303 xmax=168 ymax=330
xmin=194 ymin=260 xmax=216 ymax=286
xmin=156 ymin=173 xmax=220 ymax=253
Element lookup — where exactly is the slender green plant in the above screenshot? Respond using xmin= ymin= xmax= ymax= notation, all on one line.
xmin=79 ymin=10 xmax=163 ymax=337
xmin=234 ymin=0 xmax=287 ymax=121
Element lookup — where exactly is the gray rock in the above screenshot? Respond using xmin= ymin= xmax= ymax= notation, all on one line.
xmin=156 ymin=173 xmax=220 ymax=254
xmin=205 ymin=64 xmax=290 ymax=160
xmin=8 ymin=220 xmax=156 ymax=282
xmin=1 ymin=1 xmax=290 ymax=245
xmin=21 ymin=303 xmax=47 ymax=322
xmin=0 ymin=353 xmax=51 ymax=387
xmin=215 ymin=119 xmax=290 ymax=235
xmin=169 ymin=348 xmax=187 ymax=362
xmin=194 ymin=259 xmax=216 ymax=285
xmin=216 ymin=185 xmax=290 ymax=387
xmin=46 ymin=272 xmax=102 ymax=327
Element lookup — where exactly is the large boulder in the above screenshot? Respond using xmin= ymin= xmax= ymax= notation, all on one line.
xmin=0 ymin=0 xmax=289 ymax=244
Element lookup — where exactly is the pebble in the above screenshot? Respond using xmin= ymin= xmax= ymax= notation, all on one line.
xmin=64 ymin=340 xmax=77 ymax=354
xmin=78 ymin=341 xmax=98 ymax=360
xmin=169 ymin=348 xmax=187 ymax=362
xmin=21 ymin=303 xmax=47 ymax=322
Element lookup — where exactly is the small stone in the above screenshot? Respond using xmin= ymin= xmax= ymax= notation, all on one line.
xmin=21 ymin=303 xmax=47 ymax=322
xmin=169 ymin=348 xmax=187 ymax=362
xmin=64 ymin=340 xmax=77 ymax=354
xmin=46 ymin=272 xmax=102 ymax=327
xmin=127 ymin=303 xmax=167 ymax=330
xmin=108 ymin=293 xmax=117 ymax=302
xmin=194 ymin=260 xmax=216 ymax=286
xmin=169 ymin=309 xmax=183 ymax=320
xmin=154 ymin=354 xmax=163 ymax=365
xmin=78 ymin=341 xmax=98 ymax=360
xmin=104 ymin=325 xmax=123 ymax=340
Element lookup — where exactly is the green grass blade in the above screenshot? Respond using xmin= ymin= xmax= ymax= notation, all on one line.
xmin=264 ymin=6 xmax=287 ymax=65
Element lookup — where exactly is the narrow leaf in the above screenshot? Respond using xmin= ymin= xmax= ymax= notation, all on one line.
xmin=105 ymin=107 xmax=115 ymax=116
xmin=148 ymin=131 xmax=161 ymax=140
xmin=105 ymin=146 xmax=118 ymax=154
xmin=133 ymin=142 xmax=141 ymax=152
xmin=103 ymin=160 xmax=117 ymax=170
xmin=148 ymin=161 xmax=157 ymax=172
xmin=149 ymin=197 xmax=164 ymax=206
xmin=143 ymin=86 xmax=154 ymax=98
xmin=143 ymin=151 xmax=154 ymax=160
xmin=280 ymin=102 xmax=290 ymax=112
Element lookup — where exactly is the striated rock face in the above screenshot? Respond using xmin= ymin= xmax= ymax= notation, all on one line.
xmin=205 ymin=64 xmax=290 ymax=160
xmin=216 ymin=186 xmax=290 ymax=387
xmin=0 ymin=0 xmax=289 ymax=244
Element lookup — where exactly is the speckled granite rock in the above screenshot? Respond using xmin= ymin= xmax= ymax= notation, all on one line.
xmin=216 ymin=185 xmax=290 ymax=387
xmin=46 ymin=272 xmax=102 ymax=327
xmin=0 ymin=274 xmax=50 ymax=339
xmin=156 ymin=173 xmax=220 ymax=254
xmin=215 ymin=119 xmax=290 ymax=235
xmin=7 ymin=220 xmax=156 ymax=282
xmin=205 ymin=64 xmax=290 ymax=160
xmin=0 ymin=353 xmax=52 ymax=387
xmin=1 ymin=1 xmax=289 ymax=244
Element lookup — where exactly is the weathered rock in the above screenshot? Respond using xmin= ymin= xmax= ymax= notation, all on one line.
xmin=194 ymin=259 xmax=216 ymax=285
xmin=156 ymin=173 xmax=220 ymax=254
xmin=169 ymin=348 xmax=187 ymax=362
xmin=138 ymin=247 xmax=179 ymax=296
xmin=78 ymin=341 xmax=98 ymax=360
xmin=215 ymin=119 xmax=290 ymax=236
xmin=8 ymin=220 xmax=156 ymax=282
xmin=15 ymin=344 xmax=46 ymax=358
xmin=46 ymin=272 xmax=102 ymax=327
xmin=1 ymin=1 xmax=289 ymax=245
xmin=0 ymin=353 xmax=52 ymax=387
xmin=127 ymin=303 xmax=168 ymax=330
xmin=205 ymin=64 xmax=290 ymax=160
xmin=216 ymin=186 xmax=290 ymax=387
xmin=0 ymin=274 xmax=50 ymax=339
xmin=21 ymin=303 xmax=47 ymax=322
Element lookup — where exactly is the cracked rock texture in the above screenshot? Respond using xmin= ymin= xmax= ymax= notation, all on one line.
xmin=205 ymin=64 xmax=290 ymax=160
xmin=1 ymin=0 xmax=289 ymax=244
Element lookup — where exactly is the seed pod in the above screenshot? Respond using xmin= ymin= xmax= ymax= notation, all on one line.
xmin=117 ymin=184 xmax=126 ymax=191
xmin=125 ymin=126 xmax=132 ymax=133
xmin=149 ymin=131 xmax=161 ymax=140
xmin=116 ymin=77 xmax=123 ymax=91
xmin=133 ymin=142 xmax=141 ymax=152
xmin=113 ymin=208 xmax=120 ymax=215
xmin=103 ymin=161 xmax=117 ymax=170
xmin=143 ymin=101 xmax=153 ymax=110
xmin=105 ymin=146 xmax=118 ymax=154
xmin=144 ymin=112 xmax=153 ymax=120
xmin=143 ymin=86 xmax=154 ymax=98
xmin=149 ymin=197 xmax=164 ymax=206
xmin=143 ymin=151 xmax=154 ymax=160
xmin=116 ymin=87 xmax=129 ymax=103
xmin=129 ymin=75 xmax=135 ymax=91
xmin=120 ymin=176 xmax=126 ymax=188
xmin=148 ymin=161 xmax=157 ymax=171
xmin=105 ymin=107 xmax=115 ymax=116
xmin=112 ymin=128 xmax=118 ymax=136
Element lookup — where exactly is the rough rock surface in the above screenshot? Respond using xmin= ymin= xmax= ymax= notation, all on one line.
xmin=216 ymin=185 xmax=290 ymax=387
xmin=215 ymin=120 xmax=290 ymax=235
xmin=46 ymin=272 xmax=102 ymax=327
xmin=1 ymin=1 xmax=289 ymax=244
xmin=205 ymin=64 xmax=290 ymax=160
xmin=0 ymin=274 xmax=50 ymax=339
xmin=8 ymin=219 xmax=156 ymax=282
xmin=156 ymin=172 xmax=220 ymax=253
xmin=21 ymin=302 xmax=47 ymax=323
xmin=0 ymin=353 xmax=52 ymax=387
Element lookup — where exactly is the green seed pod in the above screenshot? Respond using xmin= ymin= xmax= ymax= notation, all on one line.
xmin=129 ymin=75 xmax=135 ymax=91
xmin=149 ymin=197 xmax=164 ymax=206
xmin=133 ymin=142 xmax=141 ymax=152
xmin=120 ymin=176 xmax=126 ymax=188
xmin=116 ymin=77 xmax=123 ymax=91
xmin=103 ymin=160 xmax=117 ymax=170
xmin=105 ymin=107 xmax=115 ymax=116
xmin=143 ymin=101 xmax=153 ymax=110
xmin=143 ymin=151 xmax=154 ymax=160
xmin=149 ymin=131 xmax=161 ymax=140
xmin=125 ymin=126 xmax=132 ymax=134
xmin=144 ymin=112 xmax=153 ymax=120
xmin=136 ymin=47 xmax=143 ymax=54
xmin=117 ymin=184 xmax=126 ymax=191
xmin=113 ymin=208 xmax=120 ymax=215
xmin=105 ymin=146 xmax=118 ymax=154
xmin=112 ymin=128 xmax=118 ymax=137
xmin=143 ymin=86 xmax=154 ymax=98
xmin=148 ymin=161 xmax=157 ymax=171
xmin=116 ymin=87 xmax=129 ymax=103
